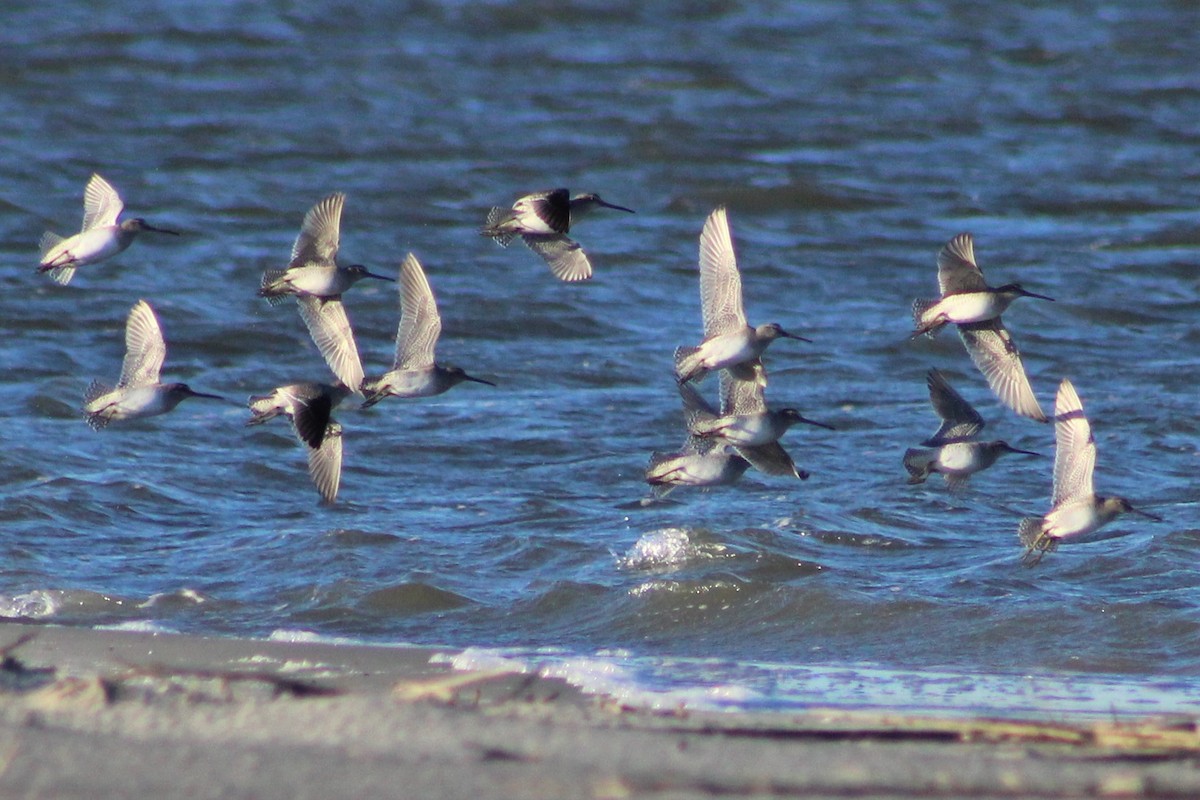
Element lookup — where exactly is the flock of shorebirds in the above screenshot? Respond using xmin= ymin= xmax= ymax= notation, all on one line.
xmin=36 ymin=174 xmax=1161 ymax=566
xmin=900 ymin=233 xmax=1160 ymax=564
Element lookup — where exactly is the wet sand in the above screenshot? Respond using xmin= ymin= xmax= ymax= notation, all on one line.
xmin=0 ymin=622 xmax=1197 ymax=799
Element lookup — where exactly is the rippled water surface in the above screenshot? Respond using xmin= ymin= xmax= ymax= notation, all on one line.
xmin=1 ymin=1 xmax=1198 ymax=715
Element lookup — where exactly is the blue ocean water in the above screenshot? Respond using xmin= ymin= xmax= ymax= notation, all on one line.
xmin=1 ymin=1 xmax=1198 ymax=716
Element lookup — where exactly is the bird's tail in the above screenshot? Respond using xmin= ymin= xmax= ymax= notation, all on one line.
xmin=673 ymin=345 xmax=705 ymax=384
xmin=38 ymin=231 xmax=65 ymax=260
xmin=258 ymin=269 xmax=291 ymax=305
xmin=1017 ymin=517 xmax=1046 ymax=549
xmin=1019 ymin=516 xmax=1056 ymax=567
xmin=245 ymin=394 xmax=282 ymax=426
xmin=83 ymin=379 xmax=112 ymax=406
xmin=481 ymin=207 xmax=516 ymax=246
xmin=47 ymin=265 xmax=76 ymax=286
xmin=902 ymin=447 xmax=934 ymax=484
xmin=38 ymin=232 xmax=77 ymax=284
xmin=644 ymin=451 xmax=676 ymax=485
xmin=910 ymin=298 xmax=942 ymax=337
xmin=82 ymin=380 xmax=115 ymax=431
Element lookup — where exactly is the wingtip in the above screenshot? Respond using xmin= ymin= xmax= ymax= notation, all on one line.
xmin=941 ymin=232 xmax=976 ymax=266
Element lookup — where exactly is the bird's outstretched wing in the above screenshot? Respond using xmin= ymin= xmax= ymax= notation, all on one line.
xmin=82 ymin=173 xmax=124 ymax=232
xmin=297 ymin=296 xmax=364 ymax=394
xmin=957 ymin=319 xmax=1046 ymax=422
xmin=291 ymin=193 xmax=345 ymax=266
xmin=118 ymin=300 xmax=167 ymax=388
xmin=1051 ymin=378 xmax=1096 ymax=507
xmin=698 ymin=206 xmax=746 ymax=337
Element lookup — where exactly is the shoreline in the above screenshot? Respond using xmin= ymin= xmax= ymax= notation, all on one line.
xmin=1 ymin=621 xmax=1199 ymax=798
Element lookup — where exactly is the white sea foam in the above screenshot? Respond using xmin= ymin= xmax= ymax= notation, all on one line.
xmin=267 ymin=629 xmax=364 ymax=646
xmin=431 ymin=646 xmax=538 ymax=674
xmin=538 ymin=655 xmax=764 ymax=710
xmin=434 ymin=646 xmax=764 ymax=711
xmin=95 ymin=619 xmax=175 ymax=633
xmin=431 ymin=645 xmax=1200 ymax=718
xmin=617 ymin=527 xmax=720 ymax=571
xmin=138 ymin=588 xmax=208 ymax=608
xmin=0 ymin=590 xmax=60 ymax=619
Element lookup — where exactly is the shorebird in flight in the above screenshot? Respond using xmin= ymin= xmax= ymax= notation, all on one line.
xmin=246 ymin=381 xmax=350 ymax=504
xmin=481 ymin=188 xmax=634 ymax=281
xmin=912 ymin=233 xmax=1052 ymax=422
xmin=1019 ymin=378 xmax=1160 ymax=565
xmin=645 ymin=381 xmax=752 ymax=495
xmin=259 ymin=193 xmax=392 ymax=394
xmin=688 ymin=360 xmax=830 ymax=478
xmin=84 ymin=300 xmax=222 ymax=430
xmin=361 ymin=253 xmax=494 ymax=409
xmin=39 ymin=173 xmax=178 ymax=286
xmin=258 ymin=192 xmax=393 ymax=303
xmin=674 ymin=207 xmax=808 ymax=386
xmin=903 ymin=368 xmax=1039 ymax=490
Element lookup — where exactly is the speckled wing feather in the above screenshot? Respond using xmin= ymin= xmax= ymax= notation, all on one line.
xmin=957 ymin=319 xmax=1047 ymax=422
xmin=118 ymin=300 xmax=166 ymax=388
xmin=737 ymin=441 xmax=808 ymax=479
xmin=937 ymin=233 xmax=988 ymax=295
xmin=924 ymin=368 xmax=985 ymax=444
xmin=698 ymin=207 xmax=747 ymax=338
xmin=719 ymin=361 xmax=767 ymax=416
xmin=291 ymin=192 xmax=345 ymax=267
xmin=306 ymin=421 xmax=343 ymax=504
xmin=522 ymin=234 xmax=592 ymax=281
xmin=394 ymin=253 xmax=442 ymax=369
xmin=1051 ymin=378 xmax=1096 ymax=507
xmin=674 ymin=382 xmax=721 ymax=455
xmin=678 ymin=381 xmax=719 ymax=428
xmin=296 ymin=296 xmax=364 ymax=394
xmin=82 ymin=173 xmax=124 ymax=232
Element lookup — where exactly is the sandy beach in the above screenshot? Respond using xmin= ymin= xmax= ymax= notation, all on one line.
xmin=0 ymin=622 xmax=1195 ymax=798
